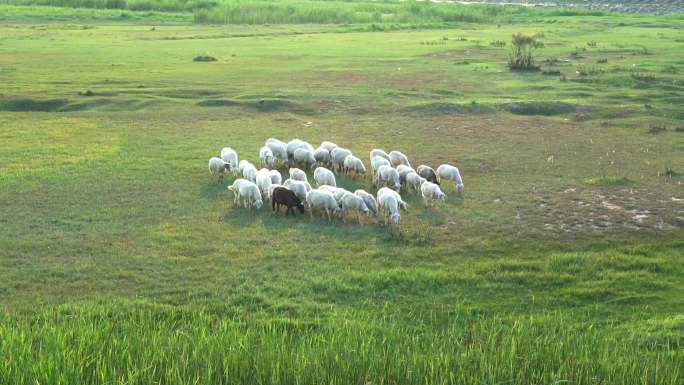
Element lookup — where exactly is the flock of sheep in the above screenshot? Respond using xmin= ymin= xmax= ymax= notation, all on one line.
xmin=208 ymin=138 xmax=464 ymax=225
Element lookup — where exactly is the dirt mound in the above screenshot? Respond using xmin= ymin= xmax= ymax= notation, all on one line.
xmin=197 ymin=98 xmax=310 ymax=114
xmin=400 ymin=102 xmax=493 ymax=115
xmin=0 ymin=98 xmax=69 ymax=112
xmin=505 ymin=102 xmax=577 ymax=116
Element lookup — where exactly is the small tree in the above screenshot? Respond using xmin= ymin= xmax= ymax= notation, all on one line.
xmin=508 ymin=33 xmax=544 ymax=71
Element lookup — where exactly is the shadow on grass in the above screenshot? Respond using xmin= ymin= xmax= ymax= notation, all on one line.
xmin=200 ymin=181 xmax=228 ymax=200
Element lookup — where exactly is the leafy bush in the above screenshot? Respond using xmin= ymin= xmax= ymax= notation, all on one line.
xmin=193 ymin=55 xmax=217 ymax=62
xmin=508 ymin=32 xmax=543 ymax=71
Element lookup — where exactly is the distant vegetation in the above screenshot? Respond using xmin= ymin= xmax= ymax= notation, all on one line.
xmin=0 ymin=0 xmax=612 ymax=24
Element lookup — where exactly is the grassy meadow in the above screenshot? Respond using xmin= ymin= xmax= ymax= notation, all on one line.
xmin=0 ymin=2 xmax=683 ymax=384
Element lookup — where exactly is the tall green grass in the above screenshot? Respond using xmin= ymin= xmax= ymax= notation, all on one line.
xmin=1 ymin=301 xmax=681 ymax=385
xmin=0 ymin=0 xmax=608 ymax=23
xmin=193 ymin=0 xmax=509 ymax=25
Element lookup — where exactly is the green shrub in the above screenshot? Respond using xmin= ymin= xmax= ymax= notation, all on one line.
xmin=508 ymin=32 xmax=544 ymax=71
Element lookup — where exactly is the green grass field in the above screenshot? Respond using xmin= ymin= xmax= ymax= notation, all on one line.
xmin=0 ymin=2 xmax=683 ymax=384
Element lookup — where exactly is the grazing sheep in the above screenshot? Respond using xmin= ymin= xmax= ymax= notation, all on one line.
xmin=265 ymin=138 xmax=289 ymax=168
xmin=255 ymin=168 xmax=272 ymax=200
xmin=339 ymin=192 xmax=369 ymax=224
xmin=288 ymin=167 xmax=308 ymax=183
xmin=416 ymin=165 xmax=439 ymax=185
xmin=314 ymin=166 xmax=336 ymax=187
xmin=314 ymin=147 xmax=332 ymax=167
xmin=208 ymin=157 xmax=230 ymax=183
xmin=369 ymin=149 xmax=391 ymax=162
xmin=405 ymin=171 xmax=427 ymax=192
xmin=238 ymin=160 xmax=252 ymax=175
xmin=269 ymin=169 xmax=282 ymax=185
xmin=271 ymin=186 xmax=305 ymax=215
xmin=354 ymin=189 xmax=378 ymax=218
xmin=320 ymin=141 xmax=337 ymax=153
xmin=377 ymin=193 xmax=401 ymax=226
xmin=228 ymin=179 xmax=262 ymax=209
xmin=306 ymin=189 xmax=339 ymax=222
xmin=421 ymin=181 xmax=447 ymax=205
xmin=241 ymin=162 xmax=258 ymax=183
xmin=436 ymin=164 xmax=464 ymax=194
xmin=286 ymin=139 xmax=314 ymax=159
xmin=293 ymin=148 xmax=316 ymax=170
xmin=377 ymin=187 xmax=408 ymax=211
xmin=283 ymin=179 xmax=310 ymax=202
xmin=318 ymin=185 xmax=349 ymax=203
xmin=259 ymin=146 xmax=275 ymax=169
xmin=331 ymin=147 xmax=351 ymax=174
xmin=396 ymin=164 xmax=415 ymax=187
xmin=343 ymin=155 xmax=366 ymax=178
xmin=228 ymin=178 xmax=249 ymax=206
xmin=220 ymin=147 xmax=239 ymax=176
xmin=375 ymin=165 xmax=401 ymax=191
xmin=371 ymin=155 xmax=391 ymax=174
xmin=389 ymin=150 xmax=411 ymax=168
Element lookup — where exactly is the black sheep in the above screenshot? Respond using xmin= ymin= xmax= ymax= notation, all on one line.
xmin=271 ymin=187 xmax=305 ymax=215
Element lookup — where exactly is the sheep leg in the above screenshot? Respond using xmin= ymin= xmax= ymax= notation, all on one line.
xmin=356 ymin=212 xmax=361 ymax=225
xmin=325 ymin=209 xmax=331 ymax=222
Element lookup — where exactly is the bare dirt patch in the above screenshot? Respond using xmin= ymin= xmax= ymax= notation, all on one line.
xmin=531 ymin=187 xmax=682 ymax=234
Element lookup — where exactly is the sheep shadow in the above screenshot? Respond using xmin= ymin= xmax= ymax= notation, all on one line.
xmin=200 ymin=180 xmax=229 ymax=200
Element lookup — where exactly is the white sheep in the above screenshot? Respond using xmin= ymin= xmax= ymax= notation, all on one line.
xmin=220 ymin=147 xmax=239 ymax=176
xmin=375 ymin=165 xmax=401 ymax=191
xmin=313 ymin=166 xmax=336 ymax=187
xmin=208 ymin=157 xmax=230 ymax=183
xmin=314 ymin=147 xmax=332 ymax=167
xmin=293 ymin=148 xmax=316 ymax=170
xmin=339 ymin=192 xmax=369 ymax=224
xmin=343 ymin=155 xmax=366 ymax=178
xmin=436 ymin=164 xmax=464 ymax=194
xmin=241 ymin=162 xmax=258 ymax=183
xmin=405 ymin=171 xmax=427 ymax=192
xmin=371 ymin=155 xmax=391 ymax=174
xmin=331 ymin=147 xmax=351 ymax=174
xmin=320 ymin=141 xmax=337 ymax=153
xmin=269 ymin=169 xmax=282 ymax=185
xmin=228 ymin=179 xmax=262 ymax=209
xmin=238 ymin=160 xmax=252 ymax=175
xmin=377 ymin=187 xmax=408 ymax=211
xmin=259 ymin=146 xmax=275 ymax=169
xmin=288 ymin=167 xmax=308 ymax=183
xmin=306 ymin=189 xmax=340 ymax=222
xmin=283 ymin=179 xmax=310 ymax=202
xmin=421 ymin=181 xmax=447 ymax=205
xmin=286 ymin=139 xmax=314 ymax=159
xmin=389 ymin=150 xmax=411 ymax=168
xmin=354 ymin=189 xmax=378 ymax=218
xmin=228 ymin=178 xmax=249 ymax=206
xmin=318 ymin=185 xmax=349 ymax=203
xmin=265 ymin=138 xmax=289 ymax=168
xmin=377 ymin=193 xmax=401 ymax=226
xmin=255 ymin=168 xmax=272 ymax=200
xmin=396 ymin=164 xmax=415 ymax=187
xmin=369 ymin=149 xmax=391 ymax=162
